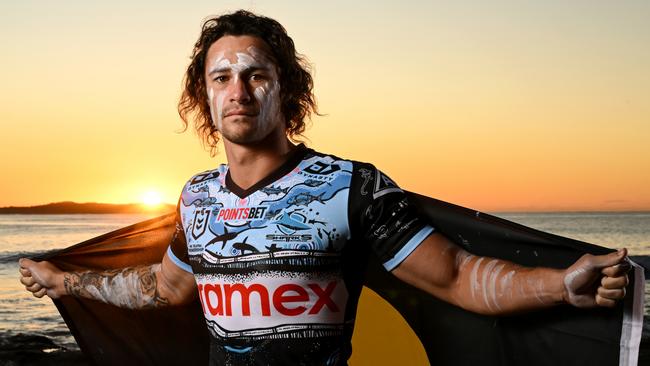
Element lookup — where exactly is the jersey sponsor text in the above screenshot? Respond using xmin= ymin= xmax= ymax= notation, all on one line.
xmin=215 ymin=206 xmax=269 ymax=222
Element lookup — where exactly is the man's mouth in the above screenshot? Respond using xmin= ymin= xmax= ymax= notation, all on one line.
xmin=224 ymin=109 xmax=257 ymax=118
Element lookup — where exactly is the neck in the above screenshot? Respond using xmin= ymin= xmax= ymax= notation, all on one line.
xmin=223 ymin=129 xmax=297 ymax=190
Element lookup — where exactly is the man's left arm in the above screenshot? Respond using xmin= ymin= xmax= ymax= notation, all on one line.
xmin=391 ymin=232 xmax=630 ymax=315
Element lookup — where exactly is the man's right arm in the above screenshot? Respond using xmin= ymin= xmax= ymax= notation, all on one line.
xmin=18 ymin=252 xmax=197 ymax=309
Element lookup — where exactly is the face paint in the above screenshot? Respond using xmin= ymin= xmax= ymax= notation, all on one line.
xmin=205 ymin=46 xmax=282 ymax=143
xmin=206 ymin=51 xmax=224 ymax=131
xmin=253 ymin=79 xmax=281 ymax=140
xmin=207 ymin=87 xmax=224 ymax=131
xmin=247 ymin=47 xmax=282 ymax=141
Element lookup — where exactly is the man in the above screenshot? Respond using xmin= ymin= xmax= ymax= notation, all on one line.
xmin=19 ymin=10 xmax=630 ymax=365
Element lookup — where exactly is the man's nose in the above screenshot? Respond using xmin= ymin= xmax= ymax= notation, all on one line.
xmin=228 ymin=77 xmax=251 ymax=103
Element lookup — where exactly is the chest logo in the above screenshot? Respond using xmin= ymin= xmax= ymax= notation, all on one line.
xmin=214 ymin=206 xmax=269 ymax=222
xmin=275 ymin=212 xmax=310 ymax=235
xmin=191 ymin=208 xmax=210 ymax=239
xmin=197 ymin=281 xmax=340 ymax=317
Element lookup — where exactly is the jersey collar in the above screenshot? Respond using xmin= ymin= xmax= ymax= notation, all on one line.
xmin=225 ymin=144 xmax=310 ymax=199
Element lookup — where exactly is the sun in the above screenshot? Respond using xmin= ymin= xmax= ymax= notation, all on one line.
xmin=141 ymin=191 xmax=162 ymax=207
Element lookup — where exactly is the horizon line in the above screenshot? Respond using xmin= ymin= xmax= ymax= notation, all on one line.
xmin=1 ymin=201 xmax=648 ymax=214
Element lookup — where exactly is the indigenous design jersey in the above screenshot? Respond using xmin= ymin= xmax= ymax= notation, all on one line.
xmin=168 ymin=145 xmax=434 ymax=365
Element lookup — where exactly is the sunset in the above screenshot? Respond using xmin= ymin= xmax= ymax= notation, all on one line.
xmin=141 ymin=190 xmax=163 ymax=206
xmin=1 ymin=1 xmax=648 ymax=212
xmin=2 ymin=2 xmax=649 ymax=366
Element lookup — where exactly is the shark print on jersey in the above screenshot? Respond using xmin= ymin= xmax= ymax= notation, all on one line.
xmin=168 ymin=145 xmax=435 ymax=365
xmin=180 ymin=154 xmax=353 ymax=274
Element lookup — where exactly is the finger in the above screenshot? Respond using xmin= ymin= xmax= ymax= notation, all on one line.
xmin=590 ymin=248 xmax=627 ymax=268
xmin=20 ymin=276 xmax=36 ymax=286
xmin=19 ymin=258 xmax=36 ymax=269
xmin=33 ymin=288 xmax=47 ymax=298
xmin=26 ymin=283 xmax=43 ymax=292
xmin=591 ymin=248 xmax=627 ymax=269
xmin=601 ymin=275 xmax=629 ymax=289
xmin=19 ymin=268 xmax=32 ymax=277
xmin=597 ymin=286 xmax=625 ymax=300
xmin=595 ymin=294 xmax=617 ymax=308
xmin=601 ymin=261 xmax=631 ymax=277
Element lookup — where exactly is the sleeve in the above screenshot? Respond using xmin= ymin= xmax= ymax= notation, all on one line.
xmin=349 ymin=162 xmax=435 ymax=271
xmin=167 ymin=199 xmax=193 ymax=273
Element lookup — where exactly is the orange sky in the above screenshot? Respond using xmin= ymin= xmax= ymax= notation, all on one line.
xmin=1 ymin=1 xmax=648 ymax=211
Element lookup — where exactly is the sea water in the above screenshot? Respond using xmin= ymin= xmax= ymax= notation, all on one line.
xmin=1 ymin=212 xmax=649 ymax=352
xmin=0 ymin=214 xmax=160 ymax=351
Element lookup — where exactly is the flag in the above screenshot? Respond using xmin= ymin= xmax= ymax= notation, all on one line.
xmin=37 ymin=193 xmax=645 ymax=366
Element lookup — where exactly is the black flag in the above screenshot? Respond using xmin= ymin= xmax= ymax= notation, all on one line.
xmin=37 ymin=193 xmax=645 ymax=366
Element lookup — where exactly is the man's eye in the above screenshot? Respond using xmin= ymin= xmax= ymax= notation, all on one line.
xmin=250 ymin=74 xmax=265 ymax=82
xmin=213 ymin=76 xmax=228 ymax=83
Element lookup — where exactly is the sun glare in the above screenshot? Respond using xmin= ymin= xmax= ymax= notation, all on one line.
xmin=142 ymin=191 xmax=162 ymax=206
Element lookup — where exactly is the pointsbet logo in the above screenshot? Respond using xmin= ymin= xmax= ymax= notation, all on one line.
xmin=214 ymin=206 xmax=269 ymax=222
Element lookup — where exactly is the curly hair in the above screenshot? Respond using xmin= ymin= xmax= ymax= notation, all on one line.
xmin=178 ymin=10 xmax=317 ymax=156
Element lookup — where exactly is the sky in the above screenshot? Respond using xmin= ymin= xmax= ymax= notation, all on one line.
xmin=1 ymin=0 xmax=648 ymax=211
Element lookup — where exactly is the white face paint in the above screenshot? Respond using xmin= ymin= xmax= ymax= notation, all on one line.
xmin=205 ymin=45 xmax=282 ymax=144
xmin=207 ymin=86 xmax=225 ymax=131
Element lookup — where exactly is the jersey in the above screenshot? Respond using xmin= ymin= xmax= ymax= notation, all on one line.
xmin=168 ymin=145 xmax=435 ymax=365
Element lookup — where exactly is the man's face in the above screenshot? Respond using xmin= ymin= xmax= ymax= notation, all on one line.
xmin=204 ymin=35 xmax=283 ymax=145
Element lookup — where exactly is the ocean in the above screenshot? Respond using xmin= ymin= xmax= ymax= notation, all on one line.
xmin=0 ymin=212 xmax=649 ymax=364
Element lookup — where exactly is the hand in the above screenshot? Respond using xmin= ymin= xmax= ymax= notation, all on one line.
xmin=18 ymin=258 xmax=66 ymax=299
xmin=562 ymin=248 xmax=630 ymax=308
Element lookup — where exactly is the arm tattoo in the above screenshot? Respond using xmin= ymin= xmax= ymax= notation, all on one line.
xmin=63 ymin=264 xmax=169 ymax=309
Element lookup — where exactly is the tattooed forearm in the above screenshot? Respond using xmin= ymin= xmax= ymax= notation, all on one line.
xmin=63 ymin=264 xmax=169 ymax=309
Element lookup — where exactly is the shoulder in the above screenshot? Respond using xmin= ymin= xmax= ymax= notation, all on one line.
xmin=301 ymin=148 xmax=372 ymax=174
xmin=178 ymin=165 xmax=227 ymax=206
xmin=183 ymin=165 xmax=226 ymax=189
xmin=301 ymin=148 xmax=399 ymax=192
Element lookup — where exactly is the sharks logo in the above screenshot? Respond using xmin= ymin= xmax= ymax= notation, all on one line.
xmin=168 ymin=148 xmax=437 ymax=357
xmin=274 ymin=212 xmax=311 ymax=235
xmin=192 ymin=208 xmax=210 ymax=240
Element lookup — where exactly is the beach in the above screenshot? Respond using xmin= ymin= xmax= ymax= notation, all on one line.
xmin=1 ymin=212 xmax=649 ymax=365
